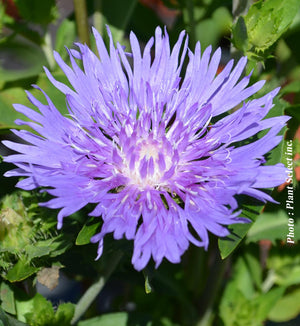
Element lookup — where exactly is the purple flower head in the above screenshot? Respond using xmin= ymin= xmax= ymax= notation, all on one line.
xmin=3 ymin=27 xmax=288 ymax=270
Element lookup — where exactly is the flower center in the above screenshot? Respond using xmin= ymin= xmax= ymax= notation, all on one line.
xmin=117 ymin=135 xmax=175 ymax=190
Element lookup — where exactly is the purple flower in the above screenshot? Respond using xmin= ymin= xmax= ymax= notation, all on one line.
xmin=3 ymin=27 xmax=288 ymax=270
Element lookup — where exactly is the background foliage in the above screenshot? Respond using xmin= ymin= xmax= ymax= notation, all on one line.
xmin=0 ymin=0 xmax=300 ymax=325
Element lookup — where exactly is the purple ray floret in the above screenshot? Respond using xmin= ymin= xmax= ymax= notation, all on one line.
xmin=3 ymin=27 xmax=289 ymax=270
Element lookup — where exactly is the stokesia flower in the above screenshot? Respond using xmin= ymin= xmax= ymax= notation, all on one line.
xmin=3 ymin=27 xmax=289 ymax=271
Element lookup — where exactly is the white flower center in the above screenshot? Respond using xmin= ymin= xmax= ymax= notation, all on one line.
xmin=119 ymin=137 xmax=174 ymax=189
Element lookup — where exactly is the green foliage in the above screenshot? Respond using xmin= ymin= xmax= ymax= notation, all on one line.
xmin=268 ymin=287 xmax=300 ymax=322
xmin=23 ymin=294 xmax=75 ymax=326
xmin=218 ymin=201 xmax=264 ymax=259
xmin=13 ymin=0 xmax=58 ymax=25
xmin=267 ymin=245 xmax=300 ymax=288
xmin=76 ymin=218 xmax=101 ymax=246
xmin=219 ymin=255 xmax=285 ymax=326
xmin=232 ymin=16 xmax=248 ymax=52
xmin=193 ymin=6 xmax=232 ymax=50
xmin=0 ymin=40 xmax=47 ymax=83
xmin=0 ymin=282 xmax=16 ymax=315
xmin=0 ymin=191 xmax=73 ymax=282
xmin=0 ymin=72 xmax=70 ymax=133
xmin=54 ymin=20 xmax=77 ymax=63
xmin=232 ymin=0 xmax=300 ymax=62
xmin=78 ymin=312 xmax=128 ymax=326
xmin=247 ymin=210 xmax=300 ymax=244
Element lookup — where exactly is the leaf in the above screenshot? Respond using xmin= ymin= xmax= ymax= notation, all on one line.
xmin=24 ymin=244 xmax=52 ymax=260
xmin=55 ymin=20 xmax=77 ymax=62
xmin=219 ymin=286 xmax=257 ymax=326
xmin=0 ymin=282 xmax=16 ymax=315
xmin=285 ymin=104 xmax=300 ymax=123
xmin=218 ymin=223 xmax=253 ymax=259
xmin=76 ymin=219 xmax=101 ymax=246
xmin=232 ymin=16 xmax=248 ymax=52
xmin=219 ymin=200 xmax=264 ymax=259
xmin=0 ymin=40 xmax=47 ymax=82
xmin=13 ymin=0 xmax=58 ymax=25
xmin=0 ymin=306 xmax=9 ymax=325
xmin=263 ymin=97 xmax=288 ymax=166
xmin=127 ymin=1 xmax=162 ymax=42
xmin=268 ymin=287 xmax=300 ymax=322
xmin=195 ymin=7 xmax=232 ymax=50
xmin=244 ymin=0 xmax=300 ymax=52
xmin=253 ymin=287 xmax=285 ymax=321
xmin=102 ymin=0 xmax=138 ymax=43
xmin=267 ymin=244 xmax=300 ymax=287
xmin=219 ymin=256 xmax=284 ymax=326
xmin=0 ymin=72 xmax=70 ymax=132
xmin=48 ymin=236 xmax=73 ymax=258
xmin=78 ymin=312 xmax=128 ymax=326
xmin=54 ymin=303 xmax=75 ymax=325
xmin=281 ymin=80 xmax=300 ymax=96
xmin=5 ymin=260 xmax=39 ymax=283
xmin=246 ymin=210 xmax=300 ymax=244
xmin=24 ymin=293 xmax=55 ymax=326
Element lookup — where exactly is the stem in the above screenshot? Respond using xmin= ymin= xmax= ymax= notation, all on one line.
xmin=71 ymin=251 xmax=123 ymax=324
xmin=262 ymin=269 xmax=276 ymax=293
xmin=196 ymin=249 xmax=228 ymax=326
xmin=73 ymin=0 xmax=90 ymax=46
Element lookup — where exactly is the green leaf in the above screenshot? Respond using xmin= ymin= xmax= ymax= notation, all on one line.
xmin=54 ymin=303 xmax=75 ymax=325
xmin=0 ymin=40 xmax=47 ymax=82
xmin=0 ymin=282 xmax=16 ymax=315
xmin=218 ymin=223 xmax=253 ymax=259
xmin=24 ymin=243 xmax=52 ymax=260
xmin=0 ymin=72 xmax=70 ymax=132
xmin=244 ymin=0 xmax=300 ymax=52
xmin=219 ymin=286 xmax=257 ymax=326
xmin=267 ymin=244 xmax=300 ymax=287
xmin=6 ymin=316 xmax=28 ymax=326
xmin=285 ymin=104 xmax=300 ymax=122
xmin=0 ymin=286 xmax=29 ymax=325
xmin=102 ymin=0 xmax=138 ymax=43
xmin=5 ymin=260 xmax=39 ymax=283
xmin=55 ymin=20 xmax=77 ymax=62
xmin=246 ymin=210 xmax=300 ymax=244
xmin=195 ymin=7 xmax=232 ymax=50
xmin=14 ymin=0 xmax=58 ymax=25
xmin=76 ymin=219 xmax=101 ymax=246
xmin=219 ymin=256 xmax=284 ymax=326
xmin=281 ymin=80 xmax=300 ymax=96
xmin=0 ymin=306 xmax=9 ymax=325
xmin=78 ymin=312 xmax=128 ymax=326
xmin=24 ymin=293 xmax=55 ymax=325
xmin=48 ymin=236 xmax=73 ymax=258
xmin=268 ymin=287 xmax=300 ymax=322
xmin=232 ymin=16 xmax=248 ymax=52
xmin=263 ymin=97 xmax=288 ymax=166
xmin=219 ymin=201 xmax=264 ymax=259
xmin=253 ymin=287 xmax=285 ymax=321
xmin=127 ymin=1 xmax=162 ymax=42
